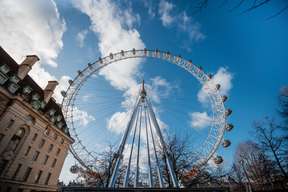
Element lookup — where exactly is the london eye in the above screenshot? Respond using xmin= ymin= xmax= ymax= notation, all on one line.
xmin=61 ymin=49 xmax=233 ymax=188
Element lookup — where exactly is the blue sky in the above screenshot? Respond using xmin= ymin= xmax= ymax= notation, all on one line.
xmin=1 ymin=0 xmax=287 ymax=183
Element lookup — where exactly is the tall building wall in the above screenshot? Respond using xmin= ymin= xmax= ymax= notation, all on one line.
xmin=0 ymin=47 xmax=73 ymax=192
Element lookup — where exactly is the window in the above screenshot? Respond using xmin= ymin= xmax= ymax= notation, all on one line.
xmin=34 ymin=170 xmax=42 ymax=184
xmin=24 ymin=146 xmax=31 ymax=156
xmin=45 ymin=173 xmax=51 ymax=185
xmin=39 ymin=139 xmax=45 ymax=149
xmin=0 ymin=160 xmax=8 ymax=175
xmin=56 ymin=148 xmax=61 ymax=156
xmin=32 ymin=133 xmax=38 ymax=141
xmin=43 ymin=155 xmax=49 ymax=165
xmin=6 ymin=128 xmax=25 ymax=153
xmin=44 ymin=128 xmax=50 ymax=136
xmin=12 ymin=164 xmax=22 ymax=179
xmin=23 ymin=167 xmax=32 ymax=182
xmin=6 ymin=119 xmax=15 ymax=129
xmin=0 ymin=133 xmax=4 ymax=143
xmin=48 ymin=144 xmax=54 ymax=153
xmin=15 ymin=128 xmax=24 ymax=137
xmin=51 ymin=159 xmax=57 ymax=168
xmin=32 ymin=151 xmax=40 ymax=161
xmin=60 ymin=138 xmax=64 ymax=144
xmin=53 ymin=133 xmax=58 ymax=140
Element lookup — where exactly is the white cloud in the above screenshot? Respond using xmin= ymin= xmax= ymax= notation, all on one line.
xmin=178 ymin=12 xmax=205 ymax=42
xmin=150 ymin=76 xmax=173 ymax=103
xmin=71 ymin=107 xmax=96 ymax=127
xmin=197 ymin=67 xmax=233 ymax=104
xmin=158 ymin=0 xmax=174 ymax=26
xmin=107 ymin=78 xmax=171 ymax=134
xmin=189 ymin=112 xmax=212 ymax=129
xmin=81 ymin=93 xmax=94 ymax=102
xmin=72 ymin=0 xmax=145 ymax=92
xmin=157 ymin=2 xmax=205 ymax=43
xmin=72 ymin=0 xmax=147 ymax=134
xmin=0 ymin=0 xmax=66 ymax=90
xmin=72 ymin=3 xmax=170 ymax=168
xmin=0 ymin=0 xmax=95 ymax=128
xmin=107 ymin=111 xmax=130 ymax=134
xmin=76 ymin=29 xmax=88 ymax=48
xmin=0 ymin=0 xmax=66 ymax=68
xmin=190 ymin=68 xmax=232 ymax=129
xmin=143 ymin=0 xmax=156 ymax=18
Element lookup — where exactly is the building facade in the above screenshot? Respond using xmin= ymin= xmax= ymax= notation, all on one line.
xmin=0 ymin=47 xmax=74 ymax=192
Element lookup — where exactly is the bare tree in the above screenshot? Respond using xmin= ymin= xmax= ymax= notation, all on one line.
xmin=195 ymin=0 xmax=288 ymax=18
xmin=79 ymin=144 xmax=116 ymax=187
xmin=254 ymin=118 xmax=287 ymax=179
xmin=183 ymin=166 xmax=212 ymax=187
xmin=229 ymin=141 xmax=278 ymax=190
xmin=279 ymin=86 xmax=288 ymax=133
xmin=228 ymin=163 xmax=245 ymax=189
xmin=160 ymin=134 xmax=192 ymax=187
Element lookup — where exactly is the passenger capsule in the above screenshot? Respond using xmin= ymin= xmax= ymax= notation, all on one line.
xmin=216 ymin=84 xmax=221 ymax=90
xmin=98 ymin=57 xmax=103 ymax=64
xmin=225 ymin=123 xmax=234 ymax=131
xmin=132 ymin=48 xmax=136 ymax=55
xmin=121 ymin=50 xmax=124 ymax=56
xmin=208 ymin=74 xmax=213 ymax=79
xmin=109 ymin=53 xmax=113 ymax=59
xmin=61 ymin=91 xmax=66 ymax=97
xmin=225 ymin=108 xmax=232 ymax=117
xmin=77 ymin=70 xmax=83 ymax=76
xmin=70 ymin=165 xmax=80 ymax=174
xmin=144 ymin=48 xmax=148 ymax=55
xmin=222 ymin=140 xmax=231 ymax=148
xmin=68 ymin=80 xmax=73 ymax=85
xmin=213 ymin=156 xmax=223 ymax=164
xmin=222 ymin=95 xmax=228 ymax=102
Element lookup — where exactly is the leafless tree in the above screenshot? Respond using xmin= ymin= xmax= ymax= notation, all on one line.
xmin=80 ymin=144 xmax=116 ymax=187
xmin=183 ymin=166 xmax=212 ymax=187
xmin=159 ymin=134 xmax=192 ymax=187
xmin=279 ymin=86 xmax=288 ymax=134
xmin=279 ymin=86 xmax=288 ymax=174
xmin=228 ymin=163 xmax=245 ymax=189
xmin=195 ymin=0 xmax=288 ymax=18
xmin=229 ymin=141 xmax=278 ymax=190
xmin=254 ymin=118 xmax=287 ymax=179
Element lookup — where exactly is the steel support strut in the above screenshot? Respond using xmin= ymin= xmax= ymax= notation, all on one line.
xmin=108 ymin=98 xmax=140 ymax=187
xmin=146 ymin=98 xmax=179 ymax=188
xmin=144 ymin=104 xmax=153 ymax=187
xmin=123 ymin=105 xmax=141 ymax=187
xmin=134 ymin=104 xmax=143 ymax=187
xmin=147 ymin=107 xmax=164 ymax=187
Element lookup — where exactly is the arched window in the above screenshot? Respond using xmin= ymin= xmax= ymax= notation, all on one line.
xmin=8 ymin=128 xmax=25 ymax=152
xmin=0 ymin=128 xmax=26 ymax=175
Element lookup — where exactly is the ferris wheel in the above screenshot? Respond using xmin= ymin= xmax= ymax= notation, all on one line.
xmin=61 ymin=49 xmax=234 ymax=187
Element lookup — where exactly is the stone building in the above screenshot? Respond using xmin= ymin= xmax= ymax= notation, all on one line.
xmin=0 ymin=47 xmax=74 ymax=192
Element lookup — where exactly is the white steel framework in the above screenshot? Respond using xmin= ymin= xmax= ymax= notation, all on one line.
xmin=61 ymin=49 xmax=231 ymax=187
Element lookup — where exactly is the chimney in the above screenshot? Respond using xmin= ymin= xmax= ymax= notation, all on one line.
xmin=18 ymin=55 xmax=40 ymax=79
xmin=44 ymin=81 xmax=58 ymax=103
